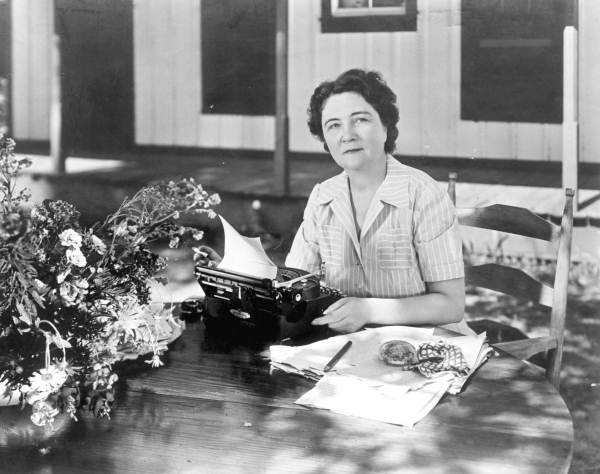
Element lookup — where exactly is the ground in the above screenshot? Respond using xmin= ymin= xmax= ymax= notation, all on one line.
xmin=463 ymin=268 xmax=600 ymax=474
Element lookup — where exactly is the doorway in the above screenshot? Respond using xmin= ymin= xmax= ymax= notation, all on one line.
xmin=55 ymin=0 xmax=133 ymax=155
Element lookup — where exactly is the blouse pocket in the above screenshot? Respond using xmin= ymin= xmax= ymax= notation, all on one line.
xmin=376 ymin=227 xmax=413 ymax=270
xmin=320 ymin=224 xmax=344 ymax=266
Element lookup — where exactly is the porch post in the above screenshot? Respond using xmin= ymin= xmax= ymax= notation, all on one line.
xmin=50 ymin=31 xmax=66 ymax=174
xmin=274 ymin=0 xmax=289 ymax=195
xmin=562 ymin=25 xmax=578 ymax=210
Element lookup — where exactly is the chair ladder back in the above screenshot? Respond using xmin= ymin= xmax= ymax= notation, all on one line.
xmin=457 ymin=205 xmax=558 ymax=241
xmin=449 ymin=171 xmax=575 ymax=390
xmin=465 ymin=263 xmax=554 ymax=307
xmin=546 ymin=189 xmax=575 ymax=388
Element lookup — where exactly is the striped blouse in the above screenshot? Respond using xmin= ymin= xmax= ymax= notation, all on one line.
xmin=286 ymin=156 xmax=467 ymax=330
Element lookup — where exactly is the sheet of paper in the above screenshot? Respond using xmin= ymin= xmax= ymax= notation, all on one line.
xmin=295 ymin=372 xmax=452 ymax=428
xmin=217 ymin=215 xmax=278 ymax=280
xmin=270 ymin=326 xmax=437 ymax=391
xmin=271 ymin=326 xmax=493 ymax=426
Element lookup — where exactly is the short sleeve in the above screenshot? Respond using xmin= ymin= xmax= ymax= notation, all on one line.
xmin=285 ymin=184 xmax=322 ymax=273
xmin=412 ymin=181 xmax=464 ymax=282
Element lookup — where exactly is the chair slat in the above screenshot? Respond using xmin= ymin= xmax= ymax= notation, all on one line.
xmin=494 ymin=336 xmax=557 ymax=361
xmin=466 ymin=263 xmax=554 ymax=307
xmin=457 ymin=205 xmax=558 ymax=241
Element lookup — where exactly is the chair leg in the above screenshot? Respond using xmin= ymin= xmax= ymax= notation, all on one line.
xmin=546 ymin=347 xmax=562 ymax=390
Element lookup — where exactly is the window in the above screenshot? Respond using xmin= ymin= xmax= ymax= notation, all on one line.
xmin=461 ymin=0 xmax=572 ymax=124
xmin=321 ymin=0 xmax=417 ymax=33
xmin=331 ymin=0 xmax=406 ymax=17
xmin=201 ymin=0 xmax=276 ymax=116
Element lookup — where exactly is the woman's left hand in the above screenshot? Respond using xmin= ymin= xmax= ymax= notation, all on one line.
xmin=312 ymin=297 xmax=373 ymax=333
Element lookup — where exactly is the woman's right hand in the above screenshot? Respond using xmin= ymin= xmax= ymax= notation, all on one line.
xmin=194 ymin=245 xmax=223 ymax=267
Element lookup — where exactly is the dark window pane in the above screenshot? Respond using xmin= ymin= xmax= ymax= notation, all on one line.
xmin=201 ymin=0 xmax=276 ymax=116
xmin=339 ymin=0 xmax=369 ymax=8
xmin=461 ymin=0 xmax=572 ymax=124
xmin=373 ymin=0 xmax=405 ymax=7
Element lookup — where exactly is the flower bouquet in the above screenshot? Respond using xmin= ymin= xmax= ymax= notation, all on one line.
xmin=0 ymin=135 xmax=220 ymax=429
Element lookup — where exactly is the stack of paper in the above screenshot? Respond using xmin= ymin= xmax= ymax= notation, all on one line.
xmin=269 ymin=326 xmax=493 ymax=427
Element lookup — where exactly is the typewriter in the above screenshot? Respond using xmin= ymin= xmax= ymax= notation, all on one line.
xmin=191 ymin=264 xmax=343 ymax=342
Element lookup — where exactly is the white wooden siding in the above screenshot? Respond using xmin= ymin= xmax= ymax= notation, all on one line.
xmin=11 ymin=0 xmax=53 ymax=141
xmin=10 ymin=0 xmax=600 ymax=164
xmin=579 ymin=0 xmax=600 ymax=165
xmin=133 ymin=0 xmax=274 ymax=150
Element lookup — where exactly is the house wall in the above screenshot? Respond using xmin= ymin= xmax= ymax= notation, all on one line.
xmin=578 ymin=0 xmax=600 ymax=164
xmin=11 ymin=0 xmax=52 ymax=141
xmin=10 ymin=0 xmax=600 ymax=164
xmin=133 ymin=0 xmax=274 ymax=150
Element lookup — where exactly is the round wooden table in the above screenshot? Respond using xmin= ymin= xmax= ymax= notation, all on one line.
xmin=0 ymin=325 xmax=574 ymax=473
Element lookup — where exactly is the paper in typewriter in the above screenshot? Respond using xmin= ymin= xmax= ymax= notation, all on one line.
xmin=217 ymin=215 xmax=278 ymax=280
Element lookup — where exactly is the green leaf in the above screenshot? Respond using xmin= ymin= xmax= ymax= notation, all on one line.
xmin=29 ymin=289 xmax=46 ymax=308
xmin=15 ymin=301 xmax=32 ymax=325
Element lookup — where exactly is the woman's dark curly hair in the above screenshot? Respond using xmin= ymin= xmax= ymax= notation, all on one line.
xmin=307 ymin=69 xmax=399 ymax=154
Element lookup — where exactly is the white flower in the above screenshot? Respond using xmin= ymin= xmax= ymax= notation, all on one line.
xmin=30 ymin=400 xmax=59 ymax=427
xmin=56 ymin=269 xmax=71 ymax=284
xmin=35 ymin=249 xmax=47 ymax=262
xmin=192 ymin=230 xmax=204 ymax=241
xmin=59 ymin=278 xmax=89 ymax=306
xmin=33 ymin=278 xmax=49 ymax=293
xmin=169 ymin=236 xmax=180 ymax=248
xmin=145 ymin=354 xmax=164 ymax=368
xmin=208 ymin=193 xmax=221 ymax=206
xmin=90 ymin=234 xmax=107 ymax=254
xmin=59 ymin=229 xmax=82 ymax=248
xmin=28 ymin=365 xmax=68 ymax=394
xmin=66 ymin=247 xmax=87 ymax=267
xmin=112 ymin=221 xmax=130 ymax=237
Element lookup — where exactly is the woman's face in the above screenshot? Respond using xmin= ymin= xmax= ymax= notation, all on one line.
xmin=321 ymin=92 xmax=388 ymax=173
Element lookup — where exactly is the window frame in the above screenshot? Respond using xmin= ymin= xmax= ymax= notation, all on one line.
xmin=321 ymin=0 xmax=417 ymax=33
xmin=330 ymin=0 xmax=407 ymax=17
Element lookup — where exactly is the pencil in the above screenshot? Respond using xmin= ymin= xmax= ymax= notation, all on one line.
xmin=323 ymin=340 xmax=353 ymax=372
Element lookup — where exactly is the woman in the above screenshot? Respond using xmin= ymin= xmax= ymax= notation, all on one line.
xmin=201 ymin=68 xmax=470 ymax=335
xmin=285 ymin=68 xmax=470 ymax=335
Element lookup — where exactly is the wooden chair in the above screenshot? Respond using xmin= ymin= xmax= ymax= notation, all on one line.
xmin=448 ymin=173 xmax=574 ymax=389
